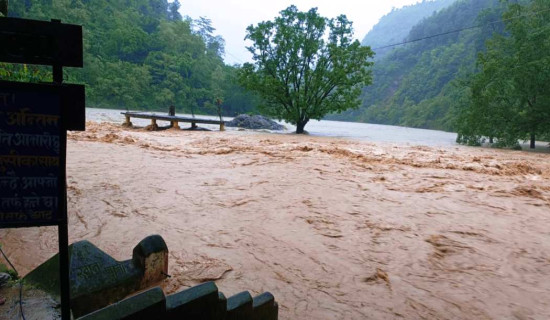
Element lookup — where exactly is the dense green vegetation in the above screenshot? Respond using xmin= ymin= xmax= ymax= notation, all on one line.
xmin=337 ymin=0 xmax=549 ymax=147
xmin=3 ymin=0 xmax=547 ymax=143
xmin=331 ymin=0 xmax=507 ymax=131
xmin=1 ymin=0 xmax=259 ymax=116
xmin=362 ymin=0 xmax=456 ymax=59
xmin=456 ymin=0 xmax=550 ymax=148
xmin=239 ymin=6 xmax=374 ymax=134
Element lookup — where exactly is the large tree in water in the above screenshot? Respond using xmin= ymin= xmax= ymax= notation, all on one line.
xmin=239 ymin=6 xmax=374 ymax=134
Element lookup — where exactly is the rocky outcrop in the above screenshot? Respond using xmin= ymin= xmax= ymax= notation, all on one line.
xmin=226 ymin=115 xmax=285 ymax=131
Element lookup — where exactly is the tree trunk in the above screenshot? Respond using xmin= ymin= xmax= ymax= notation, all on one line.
xmin=295 ymin=119 xmax=309 ymax=134
xmin=296 ymin=123 xmax=306 ymax=134
xmin=489 ymin=137 xmax=494 ymax=144
xmin=530 ymin=134 xmax=536 ymax=149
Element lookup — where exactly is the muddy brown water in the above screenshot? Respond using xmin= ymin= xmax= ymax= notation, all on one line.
xmin=1 ymin=122 xmax=549 ymax=319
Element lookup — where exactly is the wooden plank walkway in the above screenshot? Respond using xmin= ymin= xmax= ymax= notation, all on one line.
xmin=121 ymin=111 xmax=225 ymax=131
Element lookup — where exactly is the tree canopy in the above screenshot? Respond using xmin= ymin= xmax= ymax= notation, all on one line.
xmin=0 ymin=0 xmax=260 ymax=117
xmin=238 ymin=6 xmax=374 ymax=133
xmin=456 ymin=0 xmax=550 ymax=148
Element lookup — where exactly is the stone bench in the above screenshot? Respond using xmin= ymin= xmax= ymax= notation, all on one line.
xmin=24 ymin=235 xmax=169 ymax=318
xmin=24 ymin=235 xmax=278 ymax=319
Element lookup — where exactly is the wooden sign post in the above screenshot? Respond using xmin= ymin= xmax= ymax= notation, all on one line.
xmin=0 ymin=17 xmax=84 ymax=320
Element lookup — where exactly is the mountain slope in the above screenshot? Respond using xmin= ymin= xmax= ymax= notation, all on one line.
xmin=362 ymin=0 xmax=457 ymax=59
xmin=333 ymin=0 xmax=506 ymax=131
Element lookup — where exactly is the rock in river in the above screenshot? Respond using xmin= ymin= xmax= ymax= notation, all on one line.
xmin=226 ymin=114 xmax=285 ymax=131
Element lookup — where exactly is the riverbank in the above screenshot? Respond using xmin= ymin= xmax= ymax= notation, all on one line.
xmin=1 ymin=122 xmax=549 ymax=319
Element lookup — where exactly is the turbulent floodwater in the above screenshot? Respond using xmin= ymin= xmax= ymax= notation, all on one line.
xmin=87 ymin=107 xmax=459 ymax=146
xmin=1 ymin=119 xmax=550 ymax=319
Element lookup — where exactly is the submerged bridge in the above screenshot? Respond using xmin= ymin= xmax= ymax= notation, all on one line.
xmin=121 ymin=111 xmax=225 ymax=131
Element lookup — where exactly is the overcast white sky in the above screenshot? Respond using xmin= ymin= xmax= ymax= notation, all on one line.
xmin=179 ymin=0 xmax=424 ymax=65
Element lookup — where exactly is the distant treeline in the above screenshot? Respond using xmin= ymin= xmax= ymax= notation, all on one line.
xmin=1 ymin=0 xmax=260 ymax=116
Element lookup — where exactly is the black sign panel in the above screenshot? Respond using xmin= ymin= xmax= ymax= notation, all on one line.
xmin=0 ymin=17 xmax=83 ymax=67
xmin=61 ymin=83 xmax=86 ymax=131
xmin=0 ymin=81 xmax=66 ymax=228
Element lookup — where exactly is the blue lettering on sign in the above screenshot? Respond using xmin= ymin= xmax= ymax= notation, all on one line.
xmin=0 ymin=85 xmax=61 ymax=227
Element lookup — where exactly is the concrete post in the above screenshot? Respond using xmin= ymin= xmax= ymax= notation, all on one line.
xmin=132 ymin=235 xmax=169 ymax=289
xmin=123 ymin=115 xmax=132 ymax=127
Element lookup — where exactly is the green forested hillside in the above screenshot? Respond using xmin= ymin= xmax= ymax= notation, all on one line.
xmin=333 ymin=0 xmax=506 ymax=131
xmin=2 ymin=0 xmax=259 ymax=116
xmin=456 ymin=0 xmax=550 ymax=148
xmin=362 ymin=0 xmax=456 ymax=59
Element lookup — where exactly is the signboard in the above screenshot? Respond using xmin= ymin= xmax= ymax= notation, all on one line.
xmin=0 ymin=16 xmax=85 ymax=320
xmin=0 ymin=81 xmax=65 ymax=228
xmin=0 ymin=17 xmax=83 ymax=67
